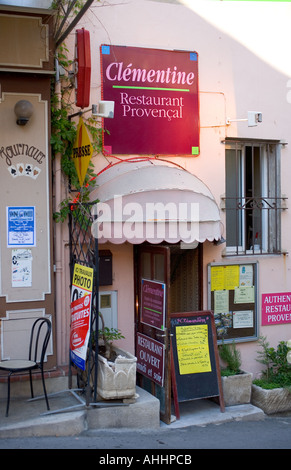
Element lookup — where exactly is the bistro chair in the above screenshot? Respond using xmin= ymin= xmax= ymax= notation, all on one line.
xmin=0 ymin=317 xmax=52 ymax=417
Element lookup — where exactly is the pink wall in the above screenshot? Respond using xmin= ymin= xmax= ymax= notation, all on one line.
xmin=61 ymin=0 xmax=291 ymax=376
xmin=99 ymin=242 xmax=135 ymax=355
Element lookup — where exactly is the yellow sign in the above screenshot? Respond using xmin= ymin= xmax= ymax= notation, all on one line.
xmin=176 ymin=324 xmax=212 ymax=375
xmin=72 ymin=117 xmax=93 ymax=187
xmin=211 ymin=265 xmax=240 ymax=291
xmin=72 ymin=263 xmax=94 ymax=292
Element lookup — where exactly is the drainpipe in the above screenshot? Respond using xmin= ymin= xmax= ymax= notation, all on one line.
xmin=54 ymin=76 xmax=63 ymax=366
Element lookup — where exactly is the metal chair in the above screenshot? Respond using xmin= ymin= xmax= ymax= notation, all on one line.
xmin=0 ymin=317 xmax=52 ymax=417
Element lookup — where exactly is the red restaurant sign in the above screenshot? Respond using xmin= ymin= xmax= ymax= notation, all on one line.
xmin=141 ymin=278 xmax=166 ymax=330
xmin=100 ymin=45 xmax=199 ymax=156
xmin=136 ymin=332 xmax=165 ymax=386
xmin=262 ymin=292 xmax=291 ymax=326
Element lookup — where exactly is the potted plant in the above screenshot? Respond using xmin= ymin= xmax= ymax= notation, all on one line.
xmin=96 ymin=313 xmax=137 ymax=401
xmin=251 ymin=336 xmax=291 ymax=414
xmin=219 ymin=341 xmax=253 ymax=406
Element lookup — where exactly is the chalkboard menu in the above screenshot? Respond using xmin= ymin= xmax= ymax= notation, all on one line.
xmin=170 ymin=311 xmax=224 ymax=413
xmin=208 ymin=262 xmax=258 ymax=343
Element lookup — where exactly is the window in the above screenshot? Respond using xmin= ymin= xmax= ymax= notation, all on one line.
xmin=224 ymin=139 xmax=284 ymax=255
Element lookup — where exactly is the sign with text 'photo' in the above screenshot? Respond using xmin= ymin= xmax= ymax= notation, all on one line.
xmin=101 ymin=45 xmax=199 ymax=156
xmin=70 ymin=263 xmax=94 ymax=371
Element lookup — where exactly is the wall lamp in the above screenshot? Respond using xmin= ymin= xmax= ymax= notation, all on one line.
xmin=226 ymin=111 xmax=262 ymax=127
xmin=68 ymin=101 xmax=115 ymax=121
xmin=92 ymin=101 xmax=115 ymax=119
xmin=14 ymin=100 xmax=34 ymax=126
xmin=213 ymin=236 xmax=226 ymax=246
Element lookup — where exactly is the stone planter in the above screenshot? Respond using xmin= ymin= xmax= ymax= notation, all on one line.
xmin=97 ymin=346 xmax=137 ymax=400
xmin=221 ymin=371 xmax=253 ymax=406
xmin=251 ymin=384 xmax=291 ymax=414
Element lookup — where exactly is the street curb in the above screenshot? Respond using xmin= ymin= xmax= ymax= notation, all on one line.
xmin=0 ymin=410 xmax=87 ymax=438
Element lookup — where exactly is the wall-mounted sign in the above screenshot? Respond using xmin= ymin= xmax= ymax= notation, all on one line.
xmin=101 ymin=45 xmax=199 ymax=156
xmin=136 ymin=332 xmax=164 ymax=386
xmin=141 ymin=278 xmax=166 ymax=330
xmin=72 ymin=117 xmax=93 ymax=187
xmin=208 ymin=262 xmax=258 ymax=343
xmin=262 ymin=292 xmax=291 ymax=326
xmin=12 ymin=249 xmax=32 ymax=287
xmin=7 ymin=206 xmax=35 ymax=247
xmin=75 ymin=28 xmax=91 ymax=109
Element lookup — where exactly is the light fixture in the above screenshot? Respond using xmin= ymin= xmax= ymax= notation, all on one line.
xmin=92 ymin=101 xmax=115 ymax=119
xmin=180 ymin=241 xmax=199 ymax=250
xmin=226 ymin=111 xmax=262 ymax=127
xmin=14 ymin=100 xmax=34 ymax=126
xmin=68 ymin=101 xmax=115 ymax=121
xmin=213 ymin=237 xmax=226 ymax=246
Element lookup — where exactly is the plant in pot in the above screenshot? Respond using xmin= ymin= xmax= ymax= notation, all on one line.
xmin=96 ymin=313 xmax=137 ymax=401
xmin=219 ymin=341 xmax=253 ymax=406
xmin=252 ymin=336 xmax=291 ymax=414
xmin=98 ymin=311 xmax=125 ymax=361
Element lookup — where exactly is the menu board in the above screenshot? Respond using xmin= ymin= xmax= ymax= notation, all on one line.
xmin=170 ymin=311 xmax=224 ymax=410
xmin=176 ymin=324 xmax=211 ymax=375
xmin=208 ymin=262 xmax=258 ymax=343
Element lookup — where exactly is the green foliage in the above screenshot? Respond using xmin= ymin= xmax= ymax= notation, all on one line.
xmin=96 ymin=312 xmax=125 ymax=360
xmin=254 ymin=336 xmax=291 ymax=390
xmin=50 ymin=39 xmax=103 ymax=223
xmin=50 ymin=95 xmax=76 ymax=164
xmin=99 ymin=327 xmax=125 ymax=344
xmin=219 ymin=341 xmax=242 ymax=376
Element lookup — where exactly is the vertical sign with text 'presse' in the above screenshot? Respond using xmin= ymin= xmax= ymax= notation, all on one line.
xmin=101 ymin=45 xmax=199 ymax=156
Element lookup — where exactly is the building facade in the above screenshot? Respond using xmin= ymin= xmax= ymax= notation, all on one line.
xmin=1 ymin=0 xmax=291 ymax=422
xmin=0 ymin=1 xmax=56 ymax=369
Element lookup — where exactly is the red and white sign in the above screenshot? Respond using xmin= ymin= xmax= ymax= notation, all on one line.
xmin=70 ymin=263 xmax=94 ymax=370
xmin=70 ymin=294 xmax=91 ymax=350
xmin=262 ymin=292 xmax=291 ymax=325
xmin=75 ymin=28 xmax=91 ymax=109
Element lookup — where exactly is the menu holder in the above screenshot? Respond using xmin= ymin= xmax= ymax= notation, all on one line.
xmin=170 ymin=311 xmax=224 ymax=419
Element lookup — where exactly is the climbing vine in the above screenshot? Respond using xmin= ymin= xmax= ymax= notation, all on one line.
xmin=50 ymin=3 xmax=102 ymax=222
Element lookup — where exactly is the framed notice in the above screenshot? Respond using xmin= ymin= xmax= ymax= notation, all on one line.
xmin=261 ymin=292 xmax=291 ymax=326
xmin=7 ymin=206 xmax=36 ymax=247
xmin=101 ymin=45 xmax=199 ymax=156
xmin=208 ymin=262 xmax=258 ymax=343
xmin=141 ymin=278 xmax=166 ymax=330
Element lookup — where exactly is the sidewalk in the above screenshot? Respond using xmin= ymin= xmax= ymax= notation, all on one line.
xmin=0 ymin=386 xmax=265 ymax=438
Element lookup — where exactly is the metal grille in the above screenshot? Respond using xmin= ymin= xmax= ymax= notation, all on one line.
xmin=224 ymin=142 xmax=286 ymax=256
xmin=69 ymin=202 xmax=99 ymax=404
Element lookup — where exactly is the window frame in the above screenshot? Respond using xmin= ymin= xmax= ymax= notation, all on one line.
xmin=223 ymin=138 xmax=283 ymax=256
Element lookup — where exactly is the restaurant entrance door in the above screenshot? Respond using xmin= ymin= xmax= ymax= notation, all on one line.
xmin=135 ymin=243 xmax=202 ymax=424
